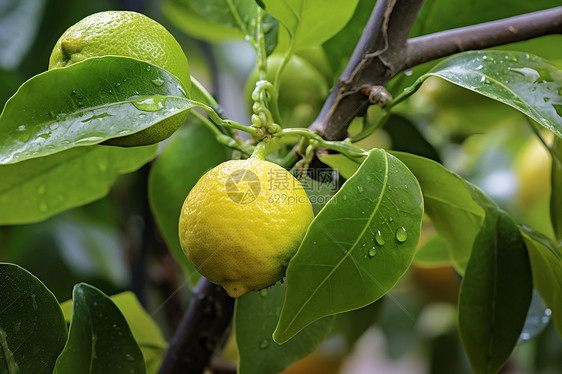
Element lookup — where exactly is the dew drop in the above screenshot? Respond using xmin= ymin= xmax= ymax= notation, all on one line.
xmin=545 ymin=308 xmax=552 ymax=316
xmin=259 ymin=289 xmax=268 ymax=297
xmin=17 ymin=125 xmax=26 ymax=131
xmin=259 ymin=339 xmax=269 ymax=349
xmin=357 ymin=186 xmax=364 ymax=193
xmin=115 ymin=82 xmax=121 ymax=88
xmin=388 ymin=217 xmax=393 ymax=222
xmin=31 ymin=294 xmax=38 ymax=310
xmin=342 ymin=195 xmax=347 ymax=201
xmin=544 ymin=97 xmax=551 ymax=103
xmin=520 ymin=332 xmax=531 ymax=341
xmin=145 ymin=65 xmax=152 ymax=71
xmin=39 ymin=202 xmax=48 ymax=212
xmin=368 ymin=247 xmax=377 ymax=257
xmin=404 ymin=69 xmax=413 ymax=76
xmin=375 ymin=230 xmax=385 ymax=245
xmin=395 ymin=227 xmax=407 ymax=242
xmin=152 ymin=78 xmax=165 ymax=86
xmin=124 ymin=353 xmax=135 ymax=361
xmin=132 ymin=97 xmax=166 ymax=112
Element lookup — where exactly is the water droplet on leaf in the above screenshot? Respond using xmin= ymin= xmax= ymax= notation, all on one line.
xmin=368 ymin=247 xmax=377 ymax=257
xmin=395 ymin=227 xmax=407 ymax=242
xmin=259 ymin=339 xmax=269 ymax=349
xmin=152 ymin=78 xmax=165 ymax=86
xmin=375 ymin=230 xmax=385 ymax=245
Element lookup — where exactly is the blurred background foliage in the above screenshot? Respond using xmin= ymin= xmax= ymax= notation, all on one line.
xmin=1 ymin=0 xmax=561 ymax=373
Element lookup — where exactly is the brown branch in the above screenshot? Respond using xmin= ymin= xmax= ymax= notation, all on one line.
xmin=405 ymin=6 xmax=562 ymax=69
xmin=315 ymin=5 xmax=562 ymax=141
xmin=313 ymin=0 xmax=426 ymax=140
xmin=157 ymin=278 xmax=235 ymax=374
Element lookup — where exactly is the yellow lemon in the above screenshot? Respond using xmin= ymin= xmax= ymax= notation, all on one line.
xmin=179 ymin=157 xmax=314 ymax=298
xmin=49 ymin=10 xmax=190 ymax=146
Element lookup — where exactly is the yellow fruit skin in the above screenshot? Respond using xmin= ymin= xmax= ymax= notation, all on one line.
xmin=49 ymin=11 xmax=190 ymax=146
xmin=179 ymin=158 xmax=314 ymax=298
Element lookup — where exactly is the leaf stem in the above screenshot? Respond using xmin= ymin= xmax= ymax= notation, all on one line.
xmin=191 ymin=111 xmax=254 ymax=155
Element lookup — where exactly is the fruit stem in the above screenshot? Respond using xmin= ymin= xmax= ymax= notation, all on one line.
xmin=190 ymin=100 xmax=259 ymax=138
xmin=277 ymin=128 xmax=368 ymax=159
xmin=191 ymin=111 xmax=254 ymax=155
xmin=251 ymin=140 xmax=268 ymax=160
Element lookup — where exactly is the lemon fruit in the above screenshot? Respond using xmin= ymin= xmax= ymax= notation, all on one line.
xmin=49 ymin=10 xmax=190 ymax=146
xmin=178 ymin=157 xmax=314 ymax=298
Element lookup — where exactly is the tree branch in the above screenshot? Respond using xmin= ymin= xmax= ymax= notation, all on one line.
xmin=157 ymin=278 xmax=235 ymax=374
xmin=313 ymin=0 xmax=426 ymax=140
xmin=405 ymin=6 xmax=562 ymax=69
xmin=315 ymin=5 xmax=562 ymax=141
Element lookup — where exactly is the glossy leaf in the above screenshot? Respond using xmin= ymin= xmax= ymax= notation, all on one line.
xmin=192 ymin=0 xmax=278 ymax=54
xmin=273 ymin=148 xmax=423 ymax=343
xmin=148 ymin=121 xmax=228 ymax=283
xmin=235 ymin=283 xmax=333 ymax=374
xmin=458 ymin=210 xmax=532 ymax=374
xmin=521 ymin=226 xmax=562 ymax=337
xmin=394 ymin=51 xmax=562 ymax=138
xmin=0 ymin=144 xmax=157 ymax=225
xmin=60 ymin=292 xmax=167 ymax=374
xmin=0 ymin=0 xmax=47 ymax=69
xmin=260 ymin=0 xmax=360 ymax=51
xmin=0 ymin=56 xmax=191 ymax=164
xmin=392 ymin=152 xmax=485 ymax=273
xmin=551 ymin=137 xmax=562 ymax=239
xmin=53 ymin=283 xmax=146 ymax=374
xmin=0 ymin=263 xmax=67 ymax=374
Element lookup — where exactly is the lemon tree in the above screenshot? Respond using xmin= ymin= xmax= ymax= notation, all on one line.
xmin=1 ymin=1 xmax=562 ymax=374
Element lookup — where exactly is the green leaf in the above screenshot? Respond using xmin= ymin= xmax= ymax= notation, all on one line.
xmin=395 ymin=51 xmax=562 ymax=138
xmin=163 ymin=0 xmax=244 ymax=42
xmin=235 ymin=283 xmax=333 ymax=374
xmin=551 ymin=137 xmax=562 ymax=239
xmin=0 ymin=263 xmax=67 ymax=374
xmin=0 ymin=56 xmax=191 ymax=164
xmin=413 ymin=234 xmax=452 ymax=268
xmin=322 ymin=0 xmax=373 ymax=74
xmin=518 ymin=290 xmax=552 ymax=344
xmin=0 ymin=0 xmax=47 ymax=70
xmin=261 ymin=0 xmax=360 ymax=51
xmin=53 ymin=284 xmax=146 ymax=374
xmin=458 ymin=210 xmax=532 ymax=374
xmin=392 ymin=152 xmax=485 ymax=273
xmin=0 ymin=144 xmax=156 ymax=225
xmin=273 ymin=148 xmax=423 ymax=343
xmin=521 ymin=226 xmax=562 ymax=337
xmin=317 ymin=153 xmax=361 ymax=180
xmin=192 ymin=0 xmax=278 ymax=54
xmin=383 ymin=114 xmax=441 ymax=162
xmin=331 ymin=299 xmax=385 ymax=350
xmin=148 ymin=120 xmax=228 ymax=283
xmin=61 ymin=292 xmax=167 ymax=374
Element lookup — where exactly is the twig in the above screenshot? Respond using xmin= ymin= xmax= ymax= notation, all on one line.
xmin=405 ymin=6 xmax=562 ymax=69
xmin=315 ymin=5 xmax=562 ymax=140
xmin=157 ymin=278 xmax=235 ymax=374
xmin=313 ymin=0 xmax=425 ymax=140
